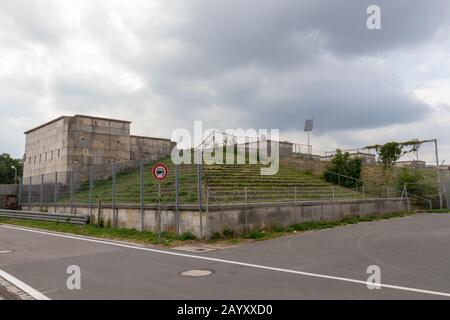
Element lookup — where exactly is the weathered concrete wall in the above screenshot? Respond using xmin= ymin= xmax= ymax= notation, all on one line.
xmin=206 ymin=198 xmax=407 ymax=235
xmin=67 ymin=115 xmax=132 ymax=183
xmin=23 ymin=115 xmax=173 ymax=186
xmin=23 ymin=116 xmax=69 ymax=178
xmin=23 ymin=198 xmax=407 ymax=239
xmin=130 ymin=135 xmax=173 ymax=162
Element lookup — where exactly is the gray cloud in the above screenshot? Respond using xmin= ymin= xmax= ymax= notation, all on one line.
xmin=0 ymin=0 xmax=449 ymax=160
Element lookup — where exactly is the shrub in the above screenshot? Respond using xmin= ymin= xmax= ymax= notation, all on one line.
xmin=272 ymin=226 xmax=285 ymax=233
xmin=210 ymin=232 xmax=222 ymax=240
xmin=242 ymin=230 xmax=265 ymax=239
xmin=222 ymin=228 xmax=236 ymax=239
xmin=324 ymin=149 xmax=362 ymax=187
xmin=395 ymin=168 xmax=426 ymax=197
xmin=178 ymin=232 xmax=197 ymax=241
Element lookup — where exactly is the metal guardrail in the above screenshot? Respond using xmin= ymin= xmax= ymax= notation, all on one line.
xmin=0 ymin=209 xmax=89 ymax=225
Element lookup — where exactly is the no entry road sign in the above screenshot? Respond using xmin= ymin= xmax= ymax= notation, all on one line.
xmin=152 ymin=163 xmax=169 ymax=181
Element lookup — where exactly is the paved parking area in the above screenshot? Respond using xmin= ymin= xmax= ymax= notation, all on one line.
xmin=1 ymin=213 xmax=450 ymax=300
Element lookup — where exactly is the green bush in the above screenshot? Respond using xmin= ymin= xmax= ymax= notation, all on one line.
xmin=222 ymin=228 xmax=236 ymax=239
xmin=272 ymin=226 xmax=285 ymax=233
xmin=178 ymin=232 xmax=197 ymax=241
xmin=324 ymin=149 xmax=362 ymax=187
xmin=210 ymin=232 xmax=222 ymax=240
xmin=395 ymin=168 xmax=426 ymax=197
xmin=242 ymin=230 xmax=265 ymax=239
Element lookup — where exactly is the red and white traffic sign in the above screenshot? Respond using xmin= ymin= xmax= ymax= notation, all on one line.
xmin=151 ymin=163 xmax=169 ymax=181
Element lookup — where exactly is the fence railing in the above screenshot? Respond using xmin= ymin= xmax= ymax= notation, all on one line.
xmin=19 ymin=160 xmax=430 ymax=211
xmin=323 ymin=170 xmax=435 ymax=210
xmin=19 ymin=159 xmax=201 ymax=211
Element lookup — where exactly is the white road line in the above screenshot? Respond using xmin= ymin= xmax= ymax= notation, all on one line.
xmin=2 ymin=224 xmax=450 ymax=298
xmin=0 ymin=269 xmax=50 ymax=300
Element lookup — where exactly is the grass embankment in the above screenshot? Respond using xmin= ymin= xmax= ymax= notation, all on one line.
xmin=70 ymin=157 xmax=199 ymax=204
xmin=64 ymin=156 xmax=362 ymax=206
xmin=0 ymin=211 xmax=411 ymax=246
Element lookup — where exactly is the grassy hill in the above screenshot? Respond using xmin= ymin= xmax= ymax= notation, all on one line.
xmin=67 ymin=156 xmax=361 ymax=205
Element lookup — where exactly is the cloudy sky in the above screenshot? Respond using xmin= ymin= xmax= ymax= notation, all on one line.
xmin=1 ymin=0 xmax=450 ymax=163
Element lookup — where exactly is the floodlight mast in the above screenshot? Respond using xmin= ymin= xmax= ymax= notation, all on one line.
xmin=304 ymin=119 xmax=314 ymax=154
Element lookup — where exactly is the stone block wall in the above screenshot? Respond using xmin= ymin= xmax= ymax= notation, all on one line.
xmin=23 ymin=116 xmax=69 ymax=179
xmin=22 ymin=198 xmax=407 ymax=239
xmin=23 ymin=115 xmax=173 ymax=186
xmin=66 ymin=115 xmax=132 ymax=183
xmin=130 ymin=135 xmax=174 ymax=162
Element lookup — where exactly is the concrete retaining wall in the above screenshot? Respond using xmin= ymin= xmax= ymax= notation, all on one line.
xmin=22 ymin=198 xmax=407 ymax=239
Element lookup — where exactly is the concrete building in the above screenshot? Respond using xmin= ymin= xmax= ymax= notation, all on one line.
xmin=23 ymin=115 xmax=173 ymax=184
xmin=395 ymin=160 xmax=427 ymax=168
xmin=321 ymin=152 xmax=376 ymax=165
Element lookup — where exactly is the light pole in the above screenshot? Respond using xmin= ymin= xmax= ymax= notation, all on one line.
xmin=304 ymin=119 xmax=314 ymax=154
xmin=11 ymin=166 xmax=17 ymax=184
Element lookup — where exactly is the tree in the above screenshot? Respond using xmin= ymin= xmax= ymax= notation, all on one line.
xmin=324 ymin=149 xmax=362 ymax=187
xmin=365 ymin=140 xmax=422 ymax=186
xmin=0 ymin=153 xmax=23 ymax=184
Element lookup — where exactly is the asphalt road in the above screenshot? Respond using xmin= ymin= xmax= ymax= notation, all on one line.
xmin=1 ymin=213 xmax=450 ymax=300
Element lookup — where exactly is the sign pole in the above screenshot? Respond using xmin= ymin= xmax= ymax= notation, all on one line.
xmin=158 ymin=181 xmax=161 ymax=243
xmin=151 ymin=162 xmax=169 ymax=242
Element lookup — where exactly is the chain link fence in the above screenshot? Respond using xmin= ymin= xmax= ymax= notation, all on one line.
xmin=19 ymin=159 xmax=201 ymax=210
xmin=18 ymin=159 xmax=441 ymax=211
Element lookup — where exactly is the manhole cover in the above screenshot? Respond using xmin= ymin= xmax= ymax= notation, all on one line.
xmin=0 ymin=250 xmax=14 ymax=254
xmin=181 ymin=270 xmax=214 ymax=277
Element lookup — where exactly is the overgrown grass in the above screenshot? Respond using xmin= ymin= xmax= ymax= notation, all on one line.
xmin=210 ymin=211 xmax=411 ymax=242
xmin=0 ymin=217 xmax=196 ymax=246
xmin=429 ymin=209 xmax=450 ymax=213
xmin=0 ymin=211 xmax=411 ymax=246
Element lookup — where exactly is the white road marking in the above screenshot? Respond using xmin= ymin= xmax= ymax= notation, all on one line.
xmin=0 ymin=269 xmax=50 ymax=300
xmin=2 ymin=224 xmax=450 ymax=298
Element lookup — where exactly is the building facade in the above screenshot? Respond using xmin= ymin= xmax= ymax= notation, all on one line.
xmin=23 ymin=115 xmax=174 ymax=184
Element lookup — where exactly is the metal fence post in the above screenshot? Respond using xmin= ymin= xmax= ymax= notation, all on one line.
xmin=404 ymin=183 xmax=410 ymax=213
xmin=89 ymin=165 xmax=93 ymax=217
xmin=18 ymin=177 xmax=22 ymax=207
xmin=244 ymin=187 xmax=248 ymax=231
xmin=112 ymin=162 xmax=117 ymax=227
xmin=139 ymin=159 xmax=144 ymax=232
xmin=198 ymin=153 xmax=202 ymax=209
xmin=362 ymin=185 xmax=365 ymax=201
xmin=54 ymin=172 xmax=58 ymax=213
xmin=434 ymin=139 xmax=443 ymax=210
xmin=70 ymin=171 xmax=74 ymax=214
xmin=40 ymin=174 xmax=44 ymax=209
xmin=197 ymin=151 xmax=203 ymax=240
xmin=332 ymin=186 xmax=335 ymax=200
xmin=295 ymin=186 xmax=297 ymax=203
xmin=28 ymin=176 xmax=32 ymax=204
xmin=206 ymin=185 xmax=209 ymax=216
xmin=175 ymin=159 xmax=180 ymax=236
xmin=294 ymin=186 xmax=297 ymax=222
